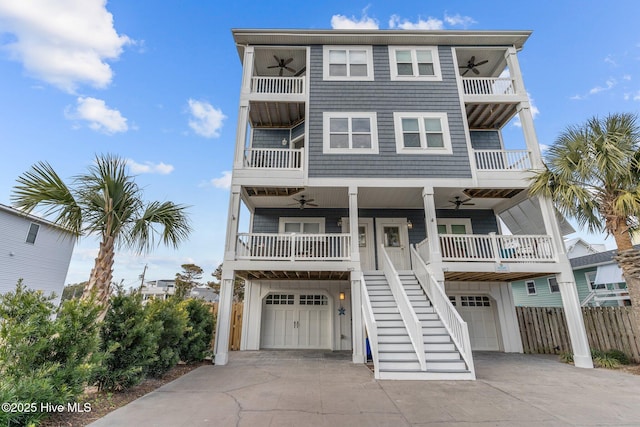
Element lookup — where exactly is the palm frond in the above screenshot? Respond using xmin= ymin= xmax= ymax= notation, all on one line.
xmin=11 ymin=162 xmax=83 ymax=235
xmin=128 ymin=201 xmax=192 ymax=254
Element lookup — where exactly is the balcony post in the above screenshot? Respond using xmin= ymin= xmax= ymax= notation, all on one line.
xmin=349 ymin=186 xmax=360 ymax=263
xmin=224 ymin=186 xmax=241 ymax=262
xmin=489 ymin=232 xmax=501 ymax=263
xmin=214 ymin=268 xmax=236 ymax=365
xmin=422 ymin=187 xmax=444 ymax=282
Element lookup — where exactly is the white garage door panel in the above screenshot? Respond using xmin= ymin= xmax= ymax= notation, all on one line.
xmin=452 ymin=295 xmax=500 ymax=351
xmin=261 ymin=293 xmax=330 ymax=349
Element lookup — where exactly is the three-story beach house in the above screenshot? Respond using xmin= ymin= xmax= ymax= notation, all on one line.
xmin=214 ymin=28 xmax=593 ymax=379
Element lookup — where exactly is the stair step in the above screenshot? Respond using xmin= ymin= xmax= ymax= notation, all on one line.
xmin=421 ymin=320 xmax=444 ymax=328
xmin=424 ymin=334 xmax=452 ymax=343
xmin=411 ymin=300 xmax=432 ymax=307
xmin=371 ymin=301 xmax=397 ymax=307
xmin=379 ymin=343 xmax=414 ymax=352
xmin=373 ymin=306 xmax=400 ymax=314
xmin=378 ymin=326 xmax=408 ymax=335
xmin=377 ymin=320 xmax=405 ymax=328
xmin=368 ymin=290 xmax=393 ymax=297
xmin=378 ymin=361 xmax=421 ymax=371
xmin=378 ymin=335 xmax=411 ymax=344
xmin=414 ymin=306 xmax=435 ymax=314
xmin=425 ymin=350 xmax=459 ymax=360
xmin=370 ymin=295 xmax=394 ymax=302
xmin=426 ymin=360 xmax=467 ymax=370
xmin=423 ymin=327 xmax=448 ymax=335
xmin=416 ymin=313 xmax=439 ymax=321
xmin=378 ymin=351 xmax=419 ymax=361
xmin=374 ymin=313 xmax=402 ymax=321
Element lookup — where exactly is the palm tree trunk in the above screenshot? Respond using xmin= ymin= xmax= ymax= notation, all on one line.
xmin=81 ymin=234 xmax=115 ymax=320
xmin=611 ymin=227 xmax=640 ymax=337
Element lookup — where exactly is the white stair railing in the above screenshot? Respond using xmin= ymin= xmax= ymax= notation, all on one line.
xmin=410 ymin=245 xmax=475 ymax=378
xmin=360 ymin=276 xmax=379 ymax=378
xmin=380 ymin=245 xmax=426 ymax=371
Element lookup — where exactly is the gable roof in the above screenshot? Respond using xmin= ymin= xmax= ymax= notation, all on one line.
xmin=0 ymin=203 xmax=74 ymax=235
xmin=570 ymin=245 xmax=640 ymax=269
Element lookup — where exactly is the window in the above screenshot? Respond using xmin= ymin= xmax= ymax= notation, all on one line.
xmin=548 ymin=277 xmax=560 ymax=293
xmin=526 ymin=281 xmax=537 ymax=295
xmin=585 ymin=271 xmax=605 ymax=290
xmin=265 ymin=294 xmax=295 ymax=305
xmin=460 ymin=295 xmax=491 ymax=307
xmin=323 ymin=46 xmax=373 ymax=80
xmin=323 ymin=112 xmax=379 ymax=154
xmin=299 ymin=294 xmax=328 ymax=306
xmin=436 ymin=219 xmax=472 ymax=234
xmin=394 ymin=112 xmax=452 ymax=154
xmin=389 ymin=46 xmax=441 ymax=81
xmin=26 ymin=223 xmax=39 ymax=244
xmin=278 ymin=217 xmax=325 ymax=234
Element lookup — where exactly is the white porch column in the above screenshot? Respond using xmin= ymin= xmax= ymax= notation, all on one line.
xmin=351 ymin=271 xmax=365 ymax=363
xmin=539 ymin=196 xmax=593 ymax=368
xmin=224 ymin=186 xmax=242 ymax=262
xmin=422 ymin=187 xmax=444 ymax=282
xmin=348 ymin=186 xmax=360 ymax=263
xmin=214 ymin=269 xmax=235 ymax=365
xmin=234 ymin=46 xmax=255 ymax=169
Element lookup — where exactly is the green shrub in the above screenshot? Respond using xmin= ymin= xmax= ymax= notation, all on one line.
xmin=179 ymin=299 xmax=215 ymax=363
xmin=146 ymin=299 xmax=188 ymax=377
xmin=559 ymin=352 xmax=574 ymax=364
xmin=93 ymin=288 xmax=161 ymax=391
xmin=605 ymin=349 xmax=630 ymax=365
xmin=0 ymin=280 xmax=101 ymax=426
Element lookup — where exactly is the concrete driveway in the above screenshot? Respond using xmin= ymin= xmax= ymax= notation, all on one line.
xmin=89 ymin=351 xmax=640 ymax=426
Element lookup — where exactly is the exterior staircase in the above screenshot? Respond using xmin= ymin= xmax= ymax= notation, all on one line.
xmin=364 ymin=271 xmax=473 ymax=380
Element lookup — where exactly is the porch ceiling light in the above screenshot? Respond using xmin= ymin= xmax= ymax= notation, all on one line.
xmin=337 ymin=218 xmax=342 ymax=227
xmin=407 ymin=220 xmax=413 ymax=230
xmin=282 ymin=138 xmax=288 ymax=146
xmin=339 ymin=291 xmax=345 ymax=300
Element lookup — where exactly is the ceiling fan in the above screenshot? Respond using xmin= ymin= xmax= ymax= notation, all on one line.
xmin=448 ymin=196 xmax=475 ymax=210
xmin=268 ymin=55 xmax=296 ymax=76
xmin=288 ymin=195 xmax=318 ymax=209
xmin=459 ymin=56 xmax=488 ymax=76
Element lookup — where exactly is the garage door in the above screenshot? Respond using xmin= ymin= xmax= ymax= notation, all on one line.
xmin=449 ymin=295 xmax=500 ymax=351
xmin=261 ymin=293 xmax=331 ymax=349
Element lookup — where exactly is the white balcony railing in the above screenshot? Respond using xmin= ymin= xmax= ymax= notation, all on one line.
xmin=411 ymin=245 xmax=475 ymax=377
xmin=462 ymin=77 xmax=515 ymax=96
xmin=250 ymin=76 xmax=305 ymax=95
xmin=236 ymin=233 xmax=351 ymax=261
xmin=474 ymin=149 xmax=532 ymax=171
xmin=439 ymin=233 xmax=556 ymax=263
xmin=243 ymin=148 xmax=303 ymax=169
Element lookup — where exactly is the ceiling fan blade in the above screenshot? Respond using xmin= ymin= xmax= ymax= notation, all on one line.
xmin=283 ymin=58 xmax=293 ymax=66
xmin=475 ymin=59 xmax=488 ymax=66
xmin=267 ymin=65 xmax=279 ymax=69
xmin=307 ymin=203 xmax=319 ymax=207
xmin=462 ymin=69 xmax=470 ymax=76
xmin=294 ymin=66 xmax=306 ymax=77
xmin=469 ymin=56 xmax=475 ymax=65
xmin=285 ymin=66 xmax=296 ymax=73
xmin=279 ymin=68 xmax=283 ymax=76
xmin=459 ymin=198 xmax=472 ymax=203
xmin=273 ymin=55 xmax=281 ymax=62
xmin=463 ymin=203 xmax=475 ymax=206
xmin=472 ymin=67 xmax=480 ymax=75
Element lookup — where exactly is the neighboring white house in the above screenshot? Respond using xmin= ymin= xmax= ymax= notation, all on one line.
xmin=214 ymin=28 xmax=594 ymax=380
xmin=0 ymin=203 xmax=75 ymax=306
xmin=141 ymin=279 xmax=219 ymax=303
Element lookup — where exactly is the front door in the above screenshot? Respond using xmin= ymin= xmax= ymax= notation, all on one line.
xmin=342 ymin=218 xmax=375 ymax=271
xmin=375 ymin=218 xmax=410 ymax=270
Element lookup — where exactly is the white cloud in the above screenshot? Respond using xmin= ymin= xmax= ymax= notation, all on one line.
xmin=0 ymin=0 xmax=131 ymax=92
xmin=634 ymin=91 xmax=640 ymax=101
xmin=127 ymin=159 xmax=174 ymax=175
xmin=623 ymin=74 xmax=631 ymax=81
xmin=589 ymin=78 xmax=616 ymax=95
xmin=389 ymin=14 xmax=443 ymax=30
xmin=187 ymin=99 xmax=226 ymax=138
xmin=66 ymin=96 xmax=128 ymax=134
xmin=539 ymin=144 xmax=550 ymax=153
xmin=331 ymin=13 xmax=379 ymax=29
xmin=604 ymin=55 xmax=617 ymax=67
xmin=204 ymin=171 xmax=232 ymax=189
xmin=444 ymin=13 xmax=476 ymax=28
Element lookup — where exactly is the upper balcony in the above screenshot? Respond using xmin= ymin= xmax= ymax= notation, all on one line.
xmin=246 ymin=47 xmax=307 ymax=104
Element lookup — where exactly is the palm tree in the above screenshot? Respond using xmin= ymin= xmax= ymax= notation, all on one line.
xmin=529 ymin=112 xmax=640 ymax=330
xmin=12 ymin=154 xmax=191 ymax=317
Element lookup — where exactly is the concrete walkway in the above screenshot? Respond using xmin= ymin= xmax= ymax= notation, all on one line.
xmin=89 ymin=351 xmax=640 ymax=426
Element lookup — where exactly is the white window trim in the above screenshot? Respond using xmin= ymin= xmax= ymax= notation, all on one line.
xmin=323 ymin=112 xmax=379 ymax=154
xmin=323 ymin=45 xmax=374 ymax=81
xmin=585 ymin=271 xmax=605 ymax=291
xmin=436 ymin=218 xmax=473 ymax=234
xmin=548 ymin=277 xmax=560 ymax=294
xmin=393 ymin=112 xmax=453 ymax=155
xmin=278 ymin=217 xmax=325 ymax=234
xmin=388 ymin=46 xmax=442 ymax=81
xmin=525 ymin=280 xmax=537 ymax=296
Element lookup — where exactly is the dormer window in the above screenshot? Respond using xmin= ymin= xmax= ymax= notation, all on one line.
xmin=323 ymin=46 xmax=373 ymax=81
xmin=389 ymin=46 xmax=441 ymax=81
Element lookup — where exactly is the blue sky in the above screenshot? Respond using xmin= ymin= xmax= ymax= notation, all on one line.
xmin=0 ymin=0 xmax=639 ymax=287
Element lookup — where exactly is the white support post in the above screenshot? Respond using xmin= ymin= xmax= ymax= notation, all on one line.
xmin=351 ymin=272 xmax=364 ymax=363
xmin=234 ymin=46 xmax=255 ymax=170
xmin=422 ymin=187 xmax=444 ymax=282
xmin=214 ymin=270 xmax=236 ymax=365
xmin=348 ymin=186 xmax=360 ymax=263
xmin=224 ymin=186 xmax=242 ymax=262
xmin=539 ymin=196 xmax=593 ymax=368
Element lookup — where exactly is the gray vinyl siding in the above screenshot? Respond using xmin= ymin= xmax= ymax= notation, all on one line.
xmin=252 ymin=128 xmax=290 ymax=149
xmin=252 ymin=208 xmax=498 ymax=242
xmin=470 ymin=130 xmax=502 ymax=150
xmin=307 ymin=45 xmax=472 ymax=178
xmin=291 ymin=122 xmax=305 ymax=140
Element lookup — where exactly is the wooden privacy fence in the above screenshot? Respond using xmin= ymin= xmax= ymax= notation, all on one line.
xmin=210 ymin=302 xmax=244 ymax=351
xmin=516 ymin=306 xmax=640 ymax=362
